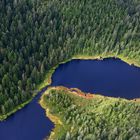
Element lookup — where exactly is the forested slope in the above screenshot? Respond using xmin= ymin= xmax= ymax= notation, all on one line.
xmin=0 ymin=0 xmax=140 ymax=118
xmin=40 ymin=87 xmax=140 ymax=140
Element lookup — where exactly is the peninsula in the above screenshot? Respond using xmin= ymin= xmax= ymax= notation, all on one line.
xmin=40 ymin=87 xmax=140 ymax=140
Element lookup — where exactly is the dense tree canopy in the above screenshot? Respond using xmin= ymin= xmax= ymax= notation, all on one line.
xmin=0 ymin=0 xmax=140 ymax=116
xmin=41 ymin=87 xmax=140 ymax=140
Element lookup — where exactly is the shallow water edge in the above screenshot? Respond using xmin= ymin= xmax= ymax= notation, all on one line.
xmin=0 ymin=53 xmax=140 ymax=121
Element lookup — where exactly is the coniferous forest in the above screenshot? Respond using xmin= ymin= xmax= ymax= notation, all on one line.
xmin=40 ymin=87 xmax=140 ymax=140
xmin=0 ymin=0 xmax=140 ymax=117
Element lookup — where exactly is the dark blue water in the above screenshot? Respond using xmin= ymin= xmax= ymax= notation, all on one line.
xmin=0 ymin=58 xmax=140 ymax=140
xmin=51 ymin=58 xmax=140 ymax=99
xmin=0 ymin=87 xmax=54 ymax=140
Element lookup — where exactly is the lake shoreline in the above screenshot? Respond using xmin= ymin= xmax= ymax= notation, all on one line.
xmin=0 ymin=98 xmax=33 ymax=121
xmin=39 ymin=87 xmax=63 ymax=140
xmin=43 ymin=54 xmax=140 ymax=92
xmin=40 ymin=86 xmax=140 ymax=139
xmin=1 ymin=54 xmax=140 ymax=121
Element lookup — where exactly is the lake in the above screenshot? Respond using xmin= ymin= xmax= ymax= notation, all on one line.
xmin=52 ymin=58 xmax=140 ymax=99
xmin=0 ymin=87 xmax=54 ymax=140
xmin=0 ymin=58 xmax=140 ymax=140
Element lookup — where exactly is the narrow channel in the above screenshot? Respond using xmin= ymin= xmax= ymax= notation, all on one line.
xmin=0 ymin=58 xmax=140 ymax=140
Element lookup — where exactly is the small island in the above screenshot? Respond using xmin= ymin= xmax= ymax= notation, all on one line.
xmin=40 ymin=86 xmax=140 ymax=140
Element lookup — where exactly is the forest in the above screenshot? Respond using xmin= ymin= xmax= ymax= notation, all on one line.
xmin=40 ymin=87 xmax=140 ymax=140
xmin=0 ymin=0 xmax=140 ymax=118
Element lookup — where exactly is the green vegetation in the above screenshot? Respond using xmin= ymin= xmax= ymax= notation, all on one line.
xmin=40 ymin=87 xmax=140 ymax=140
xmin=0 ymin=0 xmax=140 ymax=119
xmin=0 ymin=97 xmax=33 ymax=121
